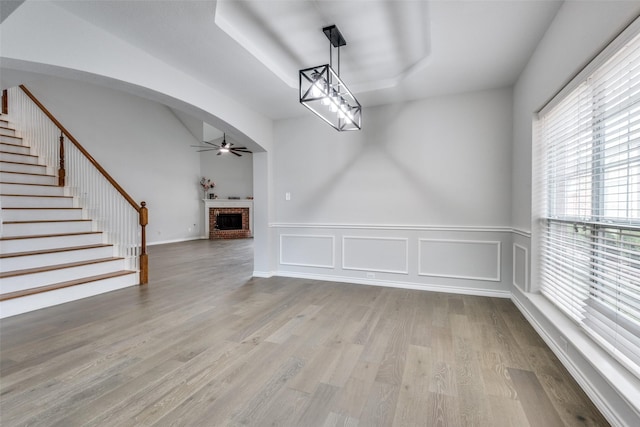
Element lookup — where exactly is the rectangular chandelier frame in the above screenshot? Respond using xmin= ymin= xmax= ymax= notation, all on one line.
xmin=299 ymin=64 xmax=362 ymax=131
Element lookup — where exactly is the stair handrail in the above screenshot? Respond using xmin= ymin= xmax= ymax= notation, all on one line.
xmin=11 ymin=85 xmax=148 ymax=284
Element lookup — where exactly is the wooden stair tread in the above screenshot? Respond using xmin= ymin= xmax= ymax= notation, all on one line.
xmin=0 ymin=181 xmax=60 ymax=187
xmin=3 ymin=219 xmax=91 ymax=224
xmin=0 ymin=194 xmax=72 ymax=198
xmin=0 ymin=150 xmax=36 ymax=157
xmin=1 ymin=207 xmax=81 ymax=210
xmin=0 ymin=231 xmax=101 ymax=241
xmin=0 ymin=160 xmax=43 ymax=167
xmin=0 ymin=141 xmax=29 ymax=149
xmin=0 ymin=243 xmax=111 ymax=259
xmin=0 ymin=170 xmax=55 ymax=178
xmin=0 ymin=257 xmax=124 ymax=278
xmin=0 ymin=134 xmax=22 ymax=140
xmin=0 ymin=270 xmax=136 ymax=301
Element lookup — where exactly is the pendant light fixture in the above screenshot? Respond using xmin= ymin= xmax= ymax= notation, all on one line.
xmin=299 ymin=25 xmax=362 ymax=131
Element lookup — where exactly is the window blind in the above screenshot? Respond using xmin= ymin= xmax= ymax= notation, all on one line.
xmin=538 ymin=29 xmax=640 ymax=377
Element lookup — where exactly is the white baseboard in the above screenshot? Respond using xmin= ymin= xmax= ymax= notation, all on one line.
xmin=252 ymin=270 xmax=274 ymax=278
xmin=273 ymin=270 xmax=510 ymax=298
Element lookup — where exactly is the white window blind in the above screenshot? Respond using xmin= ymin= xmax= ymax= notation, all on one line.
xmin=537 ymin=29 xmax=640 ymax=378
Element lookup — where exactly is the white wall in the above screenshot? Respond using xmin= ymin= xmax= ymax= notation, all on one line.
xmin=511 ymin=2 xmax=640 ymax=425
xmin=199 ymin=149 xmax=253 ymax=200
xmin=275 ymin=89 xmax=512 ymax=225
xmin=270 ymin=88 xmax=514 ymax=296
xmin=24 ymin=77 xmax=206 ymax=244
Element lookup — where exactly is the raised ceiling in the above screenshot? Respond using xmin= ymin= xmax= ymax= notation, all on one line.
xmin=52 ymin=0 xmax=562 ymax=121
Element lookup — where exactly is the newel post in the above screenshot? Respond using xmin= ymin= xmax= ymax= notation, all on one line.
xmin=139 ymin=201 xmax=149 ymax=284
xmin=2 ymin=89 xmax=8 ymax=114
xmin=58 ymin=131 xmax=65 ymax=187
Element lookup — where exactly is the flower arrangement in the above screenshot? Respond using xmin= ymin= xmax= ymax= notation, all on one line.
xmin=200 ymin=177 xmax=215 ymax=197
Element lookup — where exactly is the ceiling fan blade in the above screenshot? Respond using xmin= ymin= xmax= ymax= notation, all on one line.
xmin=231 ymin=151 xmax=242 ymax=157
xmin=233 ymin=149 xmax=252 ymax=153
xmin=232 ymin=146 xmax=248 ymax=150
xmin=217 ymin=151 xmax=222 ymax=156
xmin=202 ymin=140 xmax=219 ymax=147
xmin=197 ymin=149 xmax=218 ymax=152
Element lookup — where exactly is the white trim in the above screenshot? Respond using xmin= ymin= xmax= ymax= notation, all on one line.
xmin=270 ymin=222 xmax=514 ymax=233
xmin=274 ymin=270 xmax=510 ymax=299
xmin=512 ymin=228 xmax=531 ymax=238
xmin=279 ymin=234 xmax=335 ymax=269
xmin=511 ymin=287 xmax=640 ymax=427
xmin=342 ymin=236 xmax=409 ymax=274
xmin=417 ymin=238 xmax=501 ymax=282
xmin=252 ymin=270 xmax=274 ymax=278
xmin=512 ymin=243 xmax=529 ymax=290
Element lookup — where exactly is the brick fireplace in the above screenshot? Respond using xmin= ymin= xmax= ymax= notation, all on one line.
xmin=209 ymin=207 xmax=251 ymax=239
xmin=204 ymin=199 xmax=253 ymax=239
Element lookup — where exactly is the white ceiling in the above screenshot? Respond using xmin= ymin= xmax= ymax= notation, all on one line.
xmin=52 ymin=0 xmax=562 ymax=121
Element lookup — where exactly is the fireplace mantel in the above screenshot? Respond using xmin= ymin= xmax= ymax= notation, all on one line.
xmin=203 ymin=199 xmax=253 ymax=238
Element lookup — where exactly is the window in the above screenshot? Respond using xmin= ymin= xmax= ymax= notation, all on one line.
xmin=537 ymin=28 xmax=640 ymax=378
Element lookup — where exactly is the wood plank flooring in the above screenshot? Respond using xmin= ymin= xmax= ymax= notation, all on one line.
xmin=0 ymin=239 xmax=609 ymax=426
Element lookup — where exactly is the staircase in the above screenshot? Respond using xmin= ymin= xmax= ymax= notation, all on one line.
xmin=0 ymin=115 xmax=138 ymax=318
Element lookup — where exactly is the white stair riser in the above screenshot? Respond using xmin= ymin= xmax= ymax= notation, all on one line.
xmin=0 ymin=172 xmax=57 ymax=185
xmin=0 ymin=233 xmax=103 ymax=254
xmin=2 ymin=245 xmax=114 ymax=271
xmin=0 ymin=162 xmax=47 ymax=174
xmin=1 ymin=259 xmax=126 ymax=294
xmin=0 ymin=143 xmax=29 ymax=155
xmin=0 ymin=128 xmax=17 ymax=137
xmin=0 ymin=195 xmax=73 ymax=208
xmin=0 ymin=273 xmax=138 ymax=319
xmin=0 ymin=135 xmax=23 ymax=144
xmin=0 ymin=152 xmax=39 ymax=164
xmin=1 ymin=208 xmax=83 ymax=222
xmin=2 ymin=221 xmax=93 ymax=237
xmin=0 ymin=183 xmax=65 ymax=196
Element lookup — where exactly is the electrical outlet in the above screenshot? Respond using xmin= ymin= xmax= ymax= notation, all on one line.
xmin=366 ymin=272 xmax=375 ymax=279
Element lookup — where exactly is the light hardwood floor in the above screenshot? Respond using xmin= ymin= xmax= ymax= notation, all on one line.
xmin=0 ymin=239 xmax=609 ymax=426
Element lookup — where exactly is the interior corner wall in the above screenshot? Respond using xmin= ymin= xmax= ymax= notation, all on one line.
xmin=511 ymin=2 xmax=640 ymax=425
xmin=22 ymin=77 xmax=204 ymax=244
xmin=272 ymin=88 xmax=514 ymax=297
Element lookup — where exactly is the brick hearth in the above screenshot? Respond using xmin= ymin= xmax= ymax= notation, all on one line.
xmin=209 ymin=207 xmax=251 ymax=239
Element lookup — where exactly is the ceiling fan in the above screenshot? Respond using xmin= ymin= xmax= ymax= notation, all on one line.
xmin=192 ymin=133 xmax=252 ymax=157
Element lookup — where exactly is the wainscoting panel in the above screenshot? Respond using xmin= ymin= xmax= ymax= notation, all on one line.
xmin=418 ymin=239 xmax=501 ymax=281
xmin=271 ymin=224 xmax=512 ymax=297
xmin=513 ymin=243 xmax=529 ymax=290
xmin=280 ymin=234 xmax=335 ymax=268
xmin=342 ymin=236 xmax=408 ymax=274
